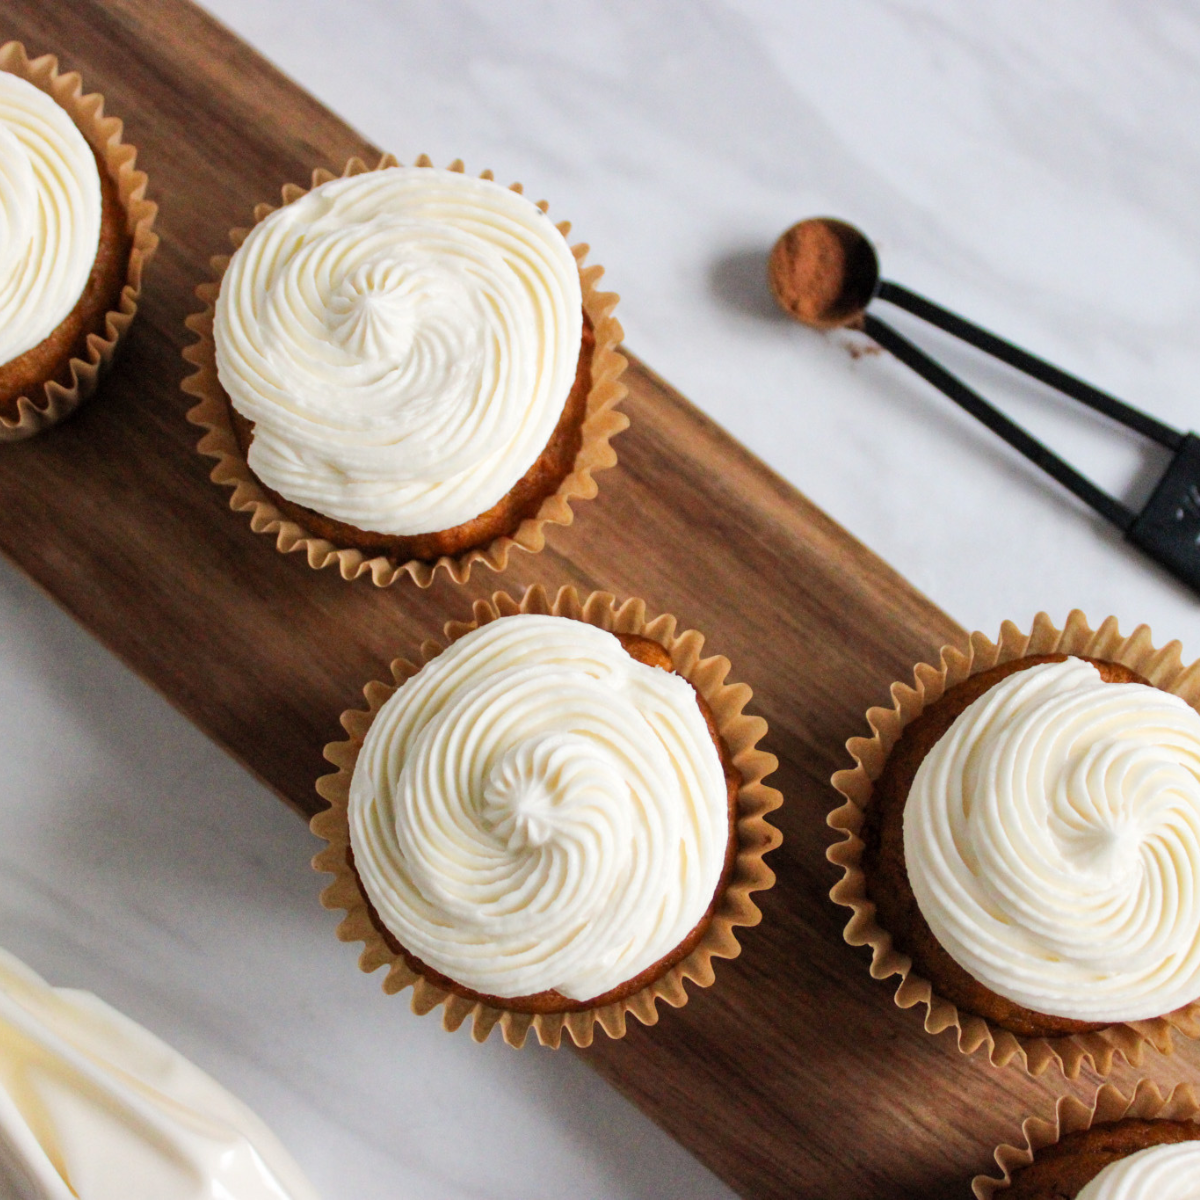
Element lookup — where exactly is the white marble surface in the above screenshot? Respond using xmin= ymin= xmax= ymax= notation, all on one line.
xmin=5 ymin=1 xmax=1200 ymax=1196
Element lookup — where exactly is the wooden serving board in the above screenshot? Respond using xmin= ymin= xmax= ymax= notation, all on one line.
xmin=4 ymin=3 xmax=1198 ymax=1196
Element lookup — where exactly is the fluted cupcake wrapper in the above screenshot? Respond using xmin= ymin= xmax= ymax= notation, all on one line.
xmin=182 ymin=154 xmax=628 ymax=588
xmin=310 ymin=583 xmax=783 ymax=1048
xmin=972 ymin=1078 xmax=1200 ymax=1197
xmin=0 ymin=42 xmax=158 ymax=441
xmin=828 ymin=609 xmax=1200 ymax=1078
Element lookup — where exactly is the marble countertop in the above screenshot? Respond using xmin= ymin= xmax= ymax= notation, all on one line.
xmin=3 ymin=2 xmax=1199 ymax=1196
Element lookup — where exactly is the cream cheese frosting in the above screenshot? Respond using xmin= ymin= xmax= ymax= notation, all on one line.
xmin=0 ymin=71 xmax=102 ymax=367
xmin=0 ymin=947 xmax=319 ymax=1200
xmin=904 ymin=657 xmax=1200 ymax=1023
xmin=1075 ymin=1139 xmax=1200 ymax=1199
xmin=348 ymin=614 xmax=730 ymax=1001
xmin=213 ymin=166 xmax=583 ymax=536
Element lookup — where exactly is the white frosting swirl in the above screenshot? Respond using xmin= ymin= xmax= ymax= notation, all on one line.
xmin=213 ymin=167 xmax=583 ymax=535
xmin=1075 ymin=1139 xmax=1200 ymax=1199
xmin=904 ymin=657 xmax=1200 ymax=1023
xmin=349 ymin=614 xmax=730 ymax=1001
xmin=0 ymin=72 xmax=102 ymax=366
xmin=0 ymin=947 xmax=319 ymax=1200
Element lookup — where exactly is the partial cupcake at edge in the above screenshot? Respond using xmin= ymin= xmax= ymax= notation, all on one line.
xmin=973 ymin=1079 xmax=1200 ymax=1199
xmin=0 ymin=42 xmax=157 ymax=440
xmin=311 ymin=586 xmax=782 ymax=1047
xmin=829 ymin=610 xmax=1200 ymax=1077
xmin=183 ymin=154 xmax=627 ymax=587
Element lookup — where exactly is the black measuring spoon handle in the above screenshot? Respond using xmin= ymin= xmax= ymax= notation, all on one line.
xmin=862 ymin=312 xmax=1136 ymax=531
xmin=1126 ymin=433 xmax=1200 ymax=595
xmin=875 ymin=280 xmax=1184 ymax=451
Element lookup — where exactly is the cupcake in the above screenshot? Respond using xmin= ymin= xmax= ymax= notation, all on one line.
xmin=974 ymin=1080 xmax=1200 ymax=1199
xmin=829 ymin=611 xmax=1200 ymax=1076
xmin=184 ymin=156 xmax=627 ymax=587
xmin=0 ymin=43 xmax=156 ymax=440
xmin=311 ymin=585 xmax=782 ymax=1047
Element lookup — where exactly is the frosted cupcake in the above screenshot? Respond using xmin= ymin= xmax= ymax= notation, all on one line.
xmin=829 ymin=611 xmax=1200 ymax=1076
xmin=974 ymin=1080 xmax=1200 ymax=1199
xmin=1014 ymin=1136 xmax=1200 ymax=1199
xmin=0 ymin=43 xmax=156 ymax=439
xmin=312 ymin=586 xmax=782 ymax=1046
xmin=185 ymin=156 xmax=627 ymax=587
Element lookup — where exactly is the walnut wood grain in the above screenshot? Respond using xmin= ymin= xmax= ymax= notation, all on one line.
xmin=3 ymin=3 xmax=1196 ymax=1197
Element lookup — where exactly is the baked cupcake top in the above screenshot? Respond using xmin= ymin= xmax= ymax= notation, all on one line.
xmin=904 ymin=656 xmax=1200 ymax=1024
xmin=0 ymin=71 xmax=102 ymax=366
xmin=213 ymin=166 xmax=583 ymax=536
xmin=348 ymin=614 xmax=730 ymax=1001
xmin=1074 ymin=1140 xmax=1200 ymax=1199
xmin=0 ymin=946 xmax=319 ymax=1200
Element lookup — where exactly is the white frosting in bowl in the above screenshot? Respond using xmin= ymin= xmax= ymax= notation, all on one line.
xmin=1075 ymin=1139 xmax=1200 ymax=1199
xmin=904 ymin=657 xmax=1200 ymax=1023
xmin=348 ymin=614 xmax=731 ymax=1001
xmin=213 ymin=167 xmax=583 ymax=536
xmin=0 ymin=946 xmax=319 ymax=1200
xmin=0 ymin=71 xmax=102 ymax=367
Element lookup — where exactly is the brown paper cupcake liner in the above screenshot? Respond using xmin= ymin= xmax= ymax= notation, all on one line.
xmin=0 ymin=42 xmax=158 ymax=441
xmin=828 ymin=609 xmax=1200 ymax=1078
xmin=973 ymin=1078 xmax=1200 ymax=1197
xmin=310 ymin=583 xmax=783 ymax=1047
xmin=182 ymin=154 xmax=628 ymax=588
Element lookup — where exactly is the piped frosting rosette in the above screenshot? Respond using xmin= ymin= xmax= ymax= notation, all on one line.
xmin=349 ymin=614 xmax=728 ymax=1001
xmin=829 ymin=611 xmax=1200 ymax=1077
xmin=0 ymin=42 xmax=157 ymax=441
xmin=906 ymin=657 xmax=1200 ymax=1025
xmin=312 ymin=585 xmax=783 ymax=1048
xmin=0 ymin=69 xmax=101 ymax=366
xmin=184 ymin=154 xmax=628 ymax=587
xmin=973 ymin=1079 xmax=1200 ymax=1199
xmin=213 ymin=168 xmax=583 ymax=536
